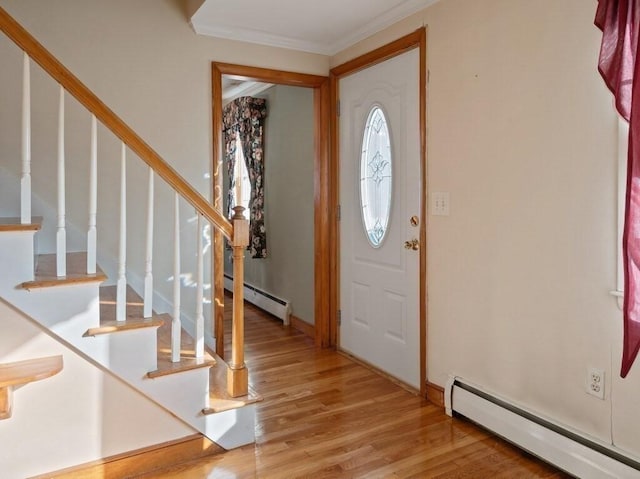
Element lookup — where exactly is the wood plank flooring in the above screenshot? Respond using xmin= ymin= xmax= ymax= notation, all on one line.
xmin=141 ymin=302 xmax=570 ymax=478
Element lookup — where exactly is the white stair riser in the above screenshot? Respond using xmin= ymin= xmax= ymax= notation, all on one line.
xmin=85 ymin=329 xmax=158 ymax=377
xmin=15 ymin=286 xmax=99 ymax=336
xmin=0 ymin=231 xmax=35 ymax=285
xmin=0 ymin=231 xmax=256 ymax=448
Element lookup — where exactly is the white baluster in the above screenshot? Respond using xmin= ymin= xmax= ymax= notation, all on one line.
xmin=20 ymin=52 xmax=31 ymax=224
xmin=56 ymin=86 xmax=66 ymax=277
xmin=172 ymin=192 xmax=181 ymax=362
xmin=116 ymin=143 xmax=127 ymax=322
xmin=143 ymin=168 xmax=154 ymax=318
xmin=87 ymin=115 xmax=97 ymax=274
xmin=195 ymin=214 xmax=204 ymax=359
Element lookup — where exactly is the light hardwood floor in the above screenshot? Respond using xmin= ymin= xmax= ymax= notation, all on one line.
xmin=142 ymin=302 xmax=570 ymax=478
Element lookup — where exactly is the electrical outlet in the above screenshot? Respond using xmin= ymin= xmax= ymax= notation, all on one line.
xmin=587 ymin=368 xmax=605 ymax=400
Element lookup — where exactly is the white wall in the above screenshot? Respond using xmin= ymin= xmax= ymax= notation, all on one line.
xmin=0 ymin=0 xmax=328 ymax=330
xmin=0 ymin=298 xmax=194 ymax=479
xmin=334 ymin=0 xmax=639 ymax=458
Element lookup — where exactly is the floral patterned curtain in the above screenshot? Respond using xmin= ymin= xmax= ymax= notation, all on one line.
xmin=223 ymin=96 xmax=268 ymax=258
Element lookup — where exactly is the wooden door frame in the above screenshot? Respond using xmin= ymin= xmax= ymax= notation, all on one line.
xmin=211 ymin=62 xmax=332 ymax=353
xmin=329 ymin=28 xmax=428 ymax=396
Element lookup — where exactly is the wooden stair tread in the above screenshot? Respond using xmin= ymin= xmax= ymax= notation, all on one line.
xmin=202 ymin=351 xmax=262 ymax=415
xmin=99 ymin=287 xmax=218 ymax=378
xmin=0 ymin=355 xmax=63 ymax=420
xmin=100 ymin=287 xmax=258 ymax=413
xmin=20 ymin=252 xmax=107 ymax=289
xmin=0 ymin=216 xmax=43 ymax=232
xmin=91 ymin=285 xmax=165 ymax=336
xmin=150 ymin=313 xmax=218 ymax=378
xmin=0 ymin=355 xmax=63 ymax=388
xmin=155 ymin=300 xmax=261 ymax=410
xmin=84 ymin=317 xmax=164 ymax=337
xmin=147 ymin=354 xmax=216 ymax=379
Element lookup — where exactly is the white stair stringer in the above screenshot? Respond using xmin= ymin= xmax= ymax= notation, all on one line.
xmin=0 ymin=230 xmax=255 ymax=450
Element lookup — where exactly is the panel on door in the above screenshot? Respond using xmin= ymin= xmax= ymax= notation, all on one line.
xmin=339 ymin=48 xmax=420 ymax=389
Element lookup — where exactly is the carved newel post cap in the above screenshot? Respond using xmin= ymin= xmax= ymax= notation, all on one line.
xmin=232 ymin=206 xmax=246 ymax=220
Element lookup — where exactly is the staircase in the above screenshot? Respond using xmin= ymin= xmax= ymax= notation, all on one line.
xmin=0 ymin=5 xmax=257 ymax=474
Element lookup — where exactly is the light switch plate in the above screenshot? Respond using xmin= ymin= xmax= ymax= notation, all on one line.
xmin=432 ymin=192 xmax=450 ymax=216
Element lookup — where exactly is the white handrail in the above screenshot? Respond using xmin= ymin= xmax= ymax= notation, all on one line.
xmin=87 ymin=115 xmax=97 ymax=274
xmin=143 ymin=167 xmax=154 ymax=318
xmin=195 ymin=214 xmax=204 ymax=359
xmin=56 ymin=85 xmax=66 ymax=277
xmin=20 ymin=51 xmax=31 ymax=224
xmin=116 ymin=142 xmax=127 ymax=322
xmin=171 ymin=192 xmax=181 ymax=362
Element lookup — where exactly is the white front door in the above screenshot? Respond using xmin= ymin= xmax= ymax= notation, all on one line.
xmin=339 ymin=48 xmax=421 ymax=389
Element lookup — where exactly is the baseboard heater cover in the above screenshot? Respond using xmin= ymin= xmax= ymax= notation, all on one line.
xmin=224 ymin=274 xmax=291 ymax=325
xmin=445 ymin=377 xmax=640 ymax=479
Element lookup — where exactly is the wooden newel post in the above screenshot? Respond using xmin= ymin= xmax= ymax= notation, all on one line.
xmin=228 ymin=206 xmax=250 ymax=397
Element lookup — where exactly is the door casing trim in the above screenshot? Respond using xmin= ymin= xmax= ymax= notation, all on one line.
xmin=211 ymin=63 xmax=331 ymax=351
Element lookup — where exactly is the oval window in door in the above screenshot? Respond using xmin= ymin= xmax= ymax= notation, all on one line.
xmin=360 ymin=106 xmax=392 ymax=248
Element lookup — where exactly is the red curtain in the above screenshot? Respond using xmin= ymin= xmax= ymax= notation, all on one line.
xmin=596 ymin=0 xmax=640 ymax=377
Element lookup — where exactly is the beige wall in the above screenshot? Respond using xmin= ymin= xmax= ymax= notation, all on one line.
xmin=334 ymin=0 xmax=638 ymax=457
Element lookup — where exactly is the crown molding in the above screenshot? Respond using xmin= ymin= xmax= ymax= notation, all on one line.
xmin=191 ymin=0 xmax=441 ymax=56
xmin=191 ymin=21 xmax=333 ymax=55
xmin=328 ymin=0 xmax=440 ymax=54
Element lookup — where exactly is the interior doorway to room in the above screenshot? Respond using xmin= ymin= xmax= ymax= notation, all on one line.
xmin=211 ymin=63 xmax=331 ymax=355
xmin=331 ymin=29 xmax=427 ymax=394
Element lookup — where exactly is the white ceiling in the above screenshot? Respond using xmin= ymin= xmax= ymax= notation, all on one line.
xmin=190 ymin=0 xmax=439 ymax=55
xmin=222 ymin=79 xmax=273 ymax=105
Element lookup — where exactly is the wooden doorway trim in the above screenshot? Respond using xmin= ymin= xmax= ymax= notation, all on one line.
xmin=211 ymin=63 xmax=331 ymax=353
xmin=329 ymin=28 xmax=428 ymax=396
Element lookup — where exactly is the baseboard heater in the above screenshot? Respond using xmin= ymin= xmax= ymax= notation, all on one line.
xmin=224 ymin=274 xmax=291 ymax=325
xmin=445 ymin=377 xmax=640 ymax=479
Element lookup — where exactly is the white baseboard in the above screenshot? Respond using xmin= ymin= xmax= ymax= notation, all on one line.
xmin=446 ymin=377 xmax=640 ymax=479
xmin=224 ymin=274 xmax=291 ymax=325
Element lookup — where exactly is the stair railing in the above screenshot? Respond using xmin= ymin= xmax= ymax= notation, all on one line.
xmin=0 ymin=6 xmax=250 ymax=397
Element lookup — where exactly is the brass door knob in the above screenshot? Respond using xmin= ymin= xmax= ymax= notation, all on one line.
xmin=404 ymin=239 xmax=419 ymax=251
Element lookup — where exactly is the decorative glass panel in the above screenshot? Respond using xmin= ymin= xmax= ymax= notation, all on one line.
xmin=360 ymin=106 xmax=392 ymax=248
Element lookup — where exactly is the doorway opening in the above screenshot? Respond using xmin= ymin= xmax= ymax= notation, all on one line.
xmin=211 ymin=63 xmax=331 ymax=354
